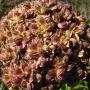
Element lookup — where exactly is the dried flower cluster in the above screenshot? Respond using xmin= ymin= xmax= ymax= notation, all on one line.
xmin=0 ymin=0 xmax=90 ymax=90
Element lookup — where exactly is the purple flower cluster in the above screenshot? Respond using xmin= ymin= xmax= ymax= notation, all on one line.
xmin=0 ymin=0 xmax=90 ymax=90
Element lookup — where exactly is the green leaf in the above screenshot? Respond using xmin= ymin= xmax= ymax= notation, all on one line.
xmin=87 ymin=19 xmax=90 ymax=26
xmin=73 ymin=80 xmax=88 ymax=90
xmin=0 ymin=80 xmax=8 ymax=90
xmin=59 ymin=80 xmax=88 ymax=90
xmin=73 ymin=85 xmax=87 ymax=90
xmin=59 ymin=84 xmax=72 ymax=90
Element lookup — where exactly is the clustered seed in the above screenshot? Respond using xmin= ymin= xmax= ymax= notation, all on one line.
xmin=0 ymin=0 xmax=90 ymax=90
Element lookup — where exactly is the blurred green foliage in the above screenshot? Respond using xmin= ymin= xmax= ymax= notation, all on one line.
xmin=87 ymin=20 xmax=90 ymax=27
xmin=59 ymin=80 xmax=88 ymax=90
xmin=0 ymin=0 xmax=28 ymax=18
xmin=0 ymin=80 xmax=8 ymax=90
